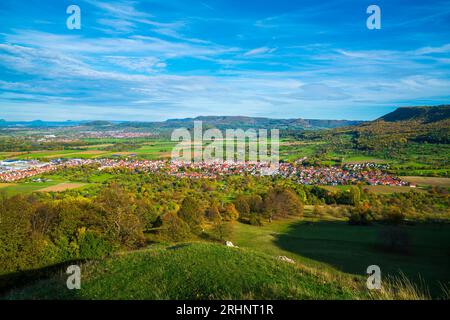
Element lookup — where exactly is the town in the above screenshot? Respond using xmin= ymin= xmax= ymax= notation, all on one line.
xmin=0 ymin=158 xmax=410 ymax=187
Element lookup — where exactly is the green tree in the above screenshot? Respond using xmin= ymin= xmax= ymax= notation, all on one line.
xmin=160 ymin=212 xmax=191 ymax=242
xmin=178 ymin=196 xmax=205 ymax=233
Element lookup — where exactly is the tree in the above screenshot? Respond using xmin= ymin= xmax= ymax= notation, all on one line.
xmin=234 ymin=195 xmax=250 ymax=216
xmin=205 ymin=203 xmax=221 ymax=223
xmin=96 ymin=183 xmax=145 ymax=248
xmin=348 ymin=205 xmax=373 ymax=226
xmin=178 ymin=196 xmax=205 ymax=233
xmin=0 ymin=194 xmax=39 ymax=274
xmin=160 ymin=212 xmax=191 ymax=242
xmin=263 ymin=187 xmax=304 ymax=219
xmin=222 ymin=203 xmax=239 ymax=221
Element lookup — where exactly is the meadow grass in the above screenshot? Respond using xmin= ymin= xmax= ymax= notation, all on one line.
xmin=3 ymin=243 xmax=366 ymax=300
xmin=231 ymin=218 xmax=450 ymax=298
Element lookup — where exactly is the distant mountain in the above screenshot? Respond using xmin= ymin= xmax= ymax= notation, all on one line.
xmin=378 ymin=105 xmax=450 ymax=123
xmin=118 ymin=116 xmax=364 ymax=131
xmin=84 ymin=120 xmax=114 ymax=126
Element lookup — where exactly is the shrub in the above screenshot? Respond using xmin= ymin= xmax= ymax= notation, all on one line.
xmin=348 ymin=208 xmax=373 ymax=226
xmin=248 ymin=213 xmax=263 ymax=226
xmin=210 ymin=222 xmax=234 ymax=241
xmin=381 ymin=206 xmax=405 ymax=225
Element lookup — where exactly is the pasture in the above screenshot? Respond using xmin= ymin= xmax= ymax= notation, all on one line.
xmin=400 ymin=176 xmax=450 ymax=187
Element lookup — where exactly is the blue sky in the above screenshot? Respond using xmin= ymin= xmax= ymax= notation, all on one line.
xmin=0 ymin=0 xmax=449 ymax=121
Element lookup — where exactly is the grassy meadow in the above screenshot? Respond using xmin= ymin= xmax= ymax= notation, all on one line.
xmin=4 ymin=243 xmax=367 ymax=300
xmin=231 ymin=216 xmax=450 ymax=297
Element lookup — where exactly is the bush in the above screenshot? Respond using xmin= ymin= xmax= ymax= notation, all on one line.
xmin=210 ymin=222 xmax=234 ymax=241
xmin=249 ymin=213 xmax=263 ymax=226
xmin=348 ymin=208 xmax=373 ymax=226
xmin=381 ymin=206 xmax=405 ymax=225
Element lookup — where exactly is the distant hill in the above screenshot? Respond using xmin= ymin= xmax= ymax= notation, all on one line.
xmin=84 ymin=120 xmax=114 ymax=126
xmin=330 ymin=105 xmax=450 ymax=151
xmin=0 ymin=116 xmax=363 ymax=130
xmin=118 ymin=116 xmax=364 ymax=131
xmin=378 ymin=105 xmax=450 ymax=123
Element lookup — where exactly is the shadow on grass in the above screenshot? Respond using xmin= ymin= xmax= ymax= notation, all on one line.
xmin=272 ymin=220 xmax=450 ymax=297
xmin=0 ymin=260 xmax=87 ymax=299
xmin=273 ymin=220 xmax=379 ymax=274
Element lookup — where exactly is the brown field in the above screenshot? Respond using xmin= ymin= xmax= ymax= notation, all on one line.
xmin=400 ymin=176 xmax=450 ymax=187
xmin=157 ymin=152 xmax=173 ymax=159
xmin=0 ymin=151 xmax=27 ymax=157
xmin=37 ymin=183 xmax=87 ymax=192
xmin=321 ymin=185 xmax=425 ymax=194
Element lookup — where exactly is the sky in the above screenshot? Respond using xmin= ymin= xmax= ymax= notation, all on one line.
xmin=0 ymin=0 xmax=449 ymax=121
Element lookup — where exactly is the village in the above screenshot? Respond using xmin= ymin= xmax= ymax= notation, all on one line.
xmin=0 ymin=158 xmax=411 ymax=187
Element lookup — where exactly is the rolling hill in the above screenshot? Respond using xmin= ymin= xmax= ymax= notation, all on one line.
xmin=0 ymin=117 xmax=364 ymax=130
xmin=378 ymin=105 xmax=450 ymax=123
xmin=4 ymin=242 xmax=367 ymax=300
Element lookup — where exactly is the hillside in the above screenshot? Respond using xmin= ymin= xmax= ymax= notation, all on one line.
xmin=281 ymin=105 xmax=450 ymax=175
xmin=4 ymin=242 xmax=366 ymax=300
xmin=109 ymin=116 xmax=365 ymax=132
xmin=378 ymin=105 xmax=450 ymax=123
xmin=353 ymin=105 xmax=450 ymax=147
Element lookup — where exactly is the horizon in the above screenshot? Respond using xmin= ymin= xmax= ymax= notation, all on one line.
xmin=1 ymin=104 xmax=448 ymax=123
xmin=1 ymin=0 xmax=450 ymax=121
xmin=0 ymin=115 xmax=365 ymax=122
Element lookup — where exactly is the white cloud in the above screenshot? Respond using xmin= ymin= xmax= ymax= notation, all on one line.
xmin=243 ymin=47 xmax=277 ymax=56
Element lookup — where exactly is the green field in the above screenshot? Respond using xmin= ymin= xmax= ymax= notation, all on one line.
xmin=0 ymin=179 xmax=90 ymax=195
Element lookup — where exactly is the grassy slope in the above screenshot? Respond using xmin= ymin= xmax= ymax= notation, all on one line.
xmin=231 ymin=218 xmax=450 ymax=297
xmin=3 ymin=219 xmax=450 ymax=299
xmin=4 ymin=243 xmax=366 ymax=300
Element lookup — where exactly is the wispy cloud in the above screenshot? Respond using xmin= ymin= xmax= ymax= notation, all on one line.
xmin=244 ymin=47 xmax=277 ymax=56
xmin=0 ymin=0 xmax=449 ymax=120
